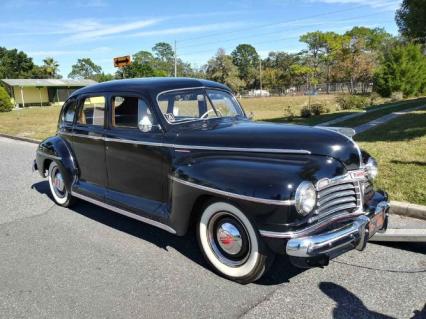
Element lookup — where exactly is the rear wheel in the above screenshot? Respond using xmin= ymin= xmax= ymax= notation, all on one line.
xmin=197 ymin=201 xmax=274 ymax=284
xmin=48 ymin=161 xmax=75 ymax=207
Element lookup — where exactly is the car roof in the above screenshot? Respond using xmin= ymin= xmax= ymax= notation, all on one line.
xmin=70 ymin=77 xmax=230 ymax=97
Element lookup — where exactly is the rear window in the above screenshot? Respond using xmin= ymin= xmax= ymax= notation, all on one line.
xmin=77 ymin=96 xmax=105 ymax=126
xmin=61 ymin=99 xmax=77 ymax=123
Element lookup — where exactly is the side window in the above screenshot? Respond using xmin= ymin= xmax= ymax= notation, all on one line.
xmin=77 ymin=96 xmax=105 ymax=126
xmin=157 ymin=90 xmax=216 ymax=122
xmin=112 ymin=96 xmax=158 ymax=132
xmin=61 ymin=99 xmax=77 ymax=124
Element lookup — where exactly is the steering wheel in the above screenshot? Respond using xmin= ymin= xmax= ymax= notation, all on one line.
xmin=200 ymin=108 xmax=223 ymax=119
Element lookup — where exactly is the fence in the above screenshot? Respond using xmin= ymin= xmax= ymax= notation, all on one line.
xmin=240 ymin=82 xmax=373 ymax=97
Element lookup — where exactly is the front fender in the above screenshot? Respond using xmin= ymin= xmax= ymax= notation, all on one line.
xmin=168 ymin=153 xmax=347 ymax=235
xmin=36 ymin=135 xmax=77 ymax=192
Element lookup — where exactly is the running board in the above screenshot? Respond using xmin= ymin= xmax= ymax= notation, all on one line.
xmin=71 ymin=191 xmax=176 ymax=234
xmin=370 ymin=229 xmax=426 ymax=242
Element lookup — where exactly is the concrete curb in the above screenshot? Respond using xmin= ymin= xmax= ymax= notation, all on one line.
xmin=0 ymin=133 xmax=40 ymax=144
xmin=390 ymin=200 xmax=426 ymax=220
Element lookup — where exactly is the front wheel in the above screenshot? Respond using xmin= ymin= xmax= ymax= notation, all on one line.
xmin=48 ymin=161 xmax=75 ymax=207
xmin=197 ymin=201 xmax=274 ymax=284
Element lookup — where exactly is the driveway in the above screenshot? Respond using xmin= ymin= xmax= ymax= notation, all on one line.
xmin=0 ymin=137 xmax=425 ymax=318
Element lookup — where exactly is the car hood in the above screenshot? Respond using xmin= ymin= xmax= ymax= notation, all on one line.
xmin=171 ymin=119 xmax=361 ymax=170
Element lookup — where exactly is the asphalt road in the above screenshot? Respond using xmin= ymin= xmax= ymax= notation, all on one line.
xmin=0 ymin=136 xmax=425 ymax=319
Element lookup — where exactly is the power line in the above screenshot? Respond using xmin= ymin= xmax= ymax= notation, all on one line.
xmin=178 ymin=4 xmax=367 ymax=44
xmin=178 ymin=11 xmax=387 ymax=52
xmin=177 ymin=18 xmax=391 ymax=58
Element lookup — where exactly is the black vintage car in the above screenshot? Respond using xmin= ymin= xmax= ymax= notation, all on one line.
xmin=33 ymin=78 xmax=389 ymax=283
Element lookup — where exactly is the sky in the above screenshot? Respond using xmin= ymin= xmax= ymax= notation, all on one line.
xmin=0 ymin=0 xmax=402 ymax=78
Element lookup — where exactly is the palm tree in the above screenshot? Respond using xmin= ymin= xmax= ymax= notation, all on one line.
xmin=42 ymin=57 xmax=60 ymax=78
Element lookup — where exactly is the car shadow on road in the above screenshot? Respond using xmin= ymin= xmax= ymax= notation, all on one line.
xmin=31 ymin=180 xmax=304 ymax=286
xmin=319 ymin=282 xmax=395 ymax=319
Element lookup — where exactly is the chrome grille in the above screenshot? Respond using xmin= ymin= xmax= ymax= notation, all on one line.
xmin=310 ymin=175 xmax=363 ymax=223
xmin=362 ymin=180 xmax=374 ymax=202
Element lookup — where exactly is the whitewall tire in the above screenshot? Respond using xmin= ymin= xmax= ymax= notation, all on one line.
xmin=48 ymin=161 xmax=74 ymax=207
xmin=197 ymin=201 xmax=273 ymax=284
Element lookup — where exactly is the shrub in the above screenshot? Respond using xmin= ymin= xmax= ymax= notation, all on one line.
xmin=336 ymin=95 xmax=369 ymax=110
xmin=284 ymin=106 xmax=295 ymax=121
xmin=310 ymin=103 xmax=325 ymax=116
xmin=300 ymin=105 xmax=312 ymax=118
xmin=369 ymin=92 xmax=381 ymax=105
xmin=390 ymin=91 xmax=404 ymax=102
xmin=0 ymin=86 xmax=13 ymax=112
xmin=374 ymin=43 xmax=426 ymax=97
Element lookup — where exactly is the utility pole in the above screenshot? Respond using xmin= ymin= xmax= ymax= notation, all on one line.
xmin=259 ymin=59 xmax=263 ymax=92
xmin=174 ymin=40 xmax=177 ymax=77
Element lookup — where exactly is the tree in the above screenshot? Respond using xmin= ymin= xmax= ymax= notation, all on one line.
xmin=374 ymin=43 xmax=426 ymax=97
xmin=133 ymin=50 xmax=155 ymax=64
xmin=42 ymin=57 xmax=61 ymax=78
xmin=93 ymin=73 xmax=114 ymax=82
xmin=396 ymin=0 xmax=426 ymax=44
xmin=151 ymin=42 xmax=175 ymax=76
xmin=231 ymin=44 xmax=260 ymax=89
xmin=299 ymin=31 xmax=327 ymax=88
xmin=0 ymin=85 xmax=13 ymax=112
xmin=206 ymin=49 xmax=244 ymax=92
xmin=263 ymin=51 xmax=299 ymax=90
xmin=0 ymin=47 xmax=35 ymax=78
xmin=334 ymin=27 xmax=384 ymax=93
xmin=68 ymin=58 xmax=102 ymax=80
xmin=152 ymin=42 xmax=174 ymax=62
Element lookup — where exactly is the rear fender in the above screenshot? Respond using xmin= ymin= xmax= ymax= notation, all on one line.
xmin=36 ymin=136 xmax=77 ymax=192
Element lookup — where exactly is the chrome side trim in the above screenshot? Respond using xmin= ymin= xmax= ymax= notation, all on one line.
xmin=259 ymin=209 xmax=364 ymax=238
xmin=71 ymin=191 xmax=176 ymax=234
xmin=59 ymin=132 xmax=311 ymax=155
xmin=170 ymin=176 xmax=295 ymax=206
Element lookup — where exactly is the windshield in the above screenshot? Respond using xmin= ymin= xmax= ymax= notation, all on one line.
xmin=157 ymin=89 xmax=244 ymax=123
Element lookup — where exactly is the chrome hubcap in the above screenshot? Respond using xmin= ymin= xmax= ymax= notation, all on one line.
xmin=216 ymin=222 xmax=243 ymax=255
xmin=207 ymin=212 xmax=250 ymax=267
xmin=54 ymin=171 xmax=65 ymax=192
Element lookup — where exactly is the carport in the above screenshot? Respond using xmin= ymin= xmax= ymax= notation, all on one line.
xmin=0 ymin=79 xmax=97 ymax=107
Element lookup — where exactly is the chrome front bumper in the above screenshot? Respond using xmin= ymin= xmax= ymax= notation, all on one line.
xmin=286 ymin=201 xmax=389 ymax=260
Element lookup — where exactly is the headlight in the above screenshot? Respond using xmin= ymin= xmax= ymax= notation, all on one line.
xmin=365 ymin=157 xmax=378 ymax=180
xmin=295 ymin=181 xmax=317 ymax=216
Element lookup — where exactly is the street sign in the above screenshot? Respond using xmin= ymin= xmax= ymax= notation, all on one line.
xmin=114 ymin=55 xmax=131 ymax=68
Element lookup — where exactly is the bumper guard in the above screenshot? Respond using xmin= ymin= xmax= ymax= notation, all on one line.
xmin=286 ymin=201 xmax=389 ymax=264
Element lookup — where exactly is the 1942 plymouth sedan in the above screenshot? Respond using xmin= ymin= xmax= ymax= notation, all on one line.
xmin=33 ymin=78 xmax=389 ymax=283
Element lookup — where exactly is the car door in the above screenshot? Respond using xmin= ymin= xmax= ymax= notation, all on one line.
xmin=104 ymin=93 xmax=168 ymax=219
xmin=71 ymin=94 xmax=108 ymax=201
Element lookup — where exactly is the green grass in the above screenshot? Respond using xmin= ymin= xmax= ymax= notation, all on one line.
xmin=338 ymin=98 xmax=426 ymax=128
xmin=355 ymin=110 xmax=426 ymax=205
xmin=0 ymin=106 xmax=60 ymax=140
xmin=239 ymin=95 xmax=339 ymax=121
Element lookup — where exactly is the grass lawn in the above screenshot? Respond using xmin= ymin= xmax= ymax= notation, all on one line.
xmin=239 ymin=94 xmax=339 ymax=121
xmin=0 ymin=106 xmax=60 ymax=140
xmin=355 ymin=110 xmax=426 ymax=205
